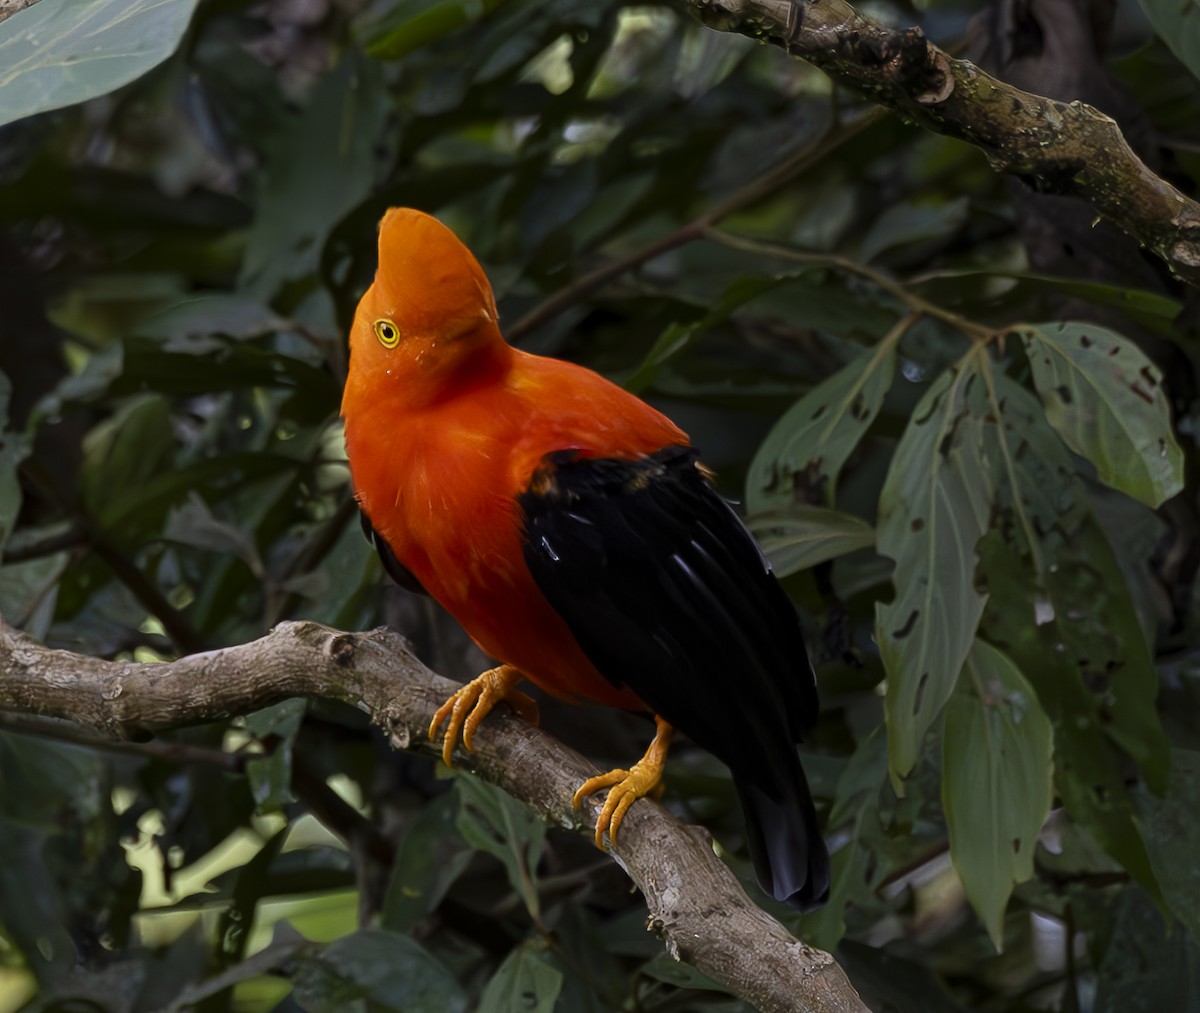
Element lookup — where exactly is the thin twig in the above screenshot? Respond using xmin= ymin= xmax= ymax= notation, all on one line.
xmin=506 ymin=106 xmax=889 ymax=343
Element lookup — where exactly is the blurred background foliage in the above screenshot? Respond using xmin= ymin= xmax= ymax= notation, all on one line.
xmin=2 ymin=0 xmax=1200 ymax=1009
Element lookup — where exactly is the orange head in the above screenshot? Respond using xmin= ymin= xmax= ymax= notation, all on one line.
xmin=343 ymin=208 xmax=508 ymax=413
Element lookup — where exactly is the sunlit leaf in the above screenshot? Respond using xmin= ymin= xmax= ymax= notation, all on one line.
xmin=876 ymin=360 xmax=992 ymax=790
xmin=943 ymin=640 xmax=1053 ymax=950
xmin=0 ymin=0 xmax=202 ymax=128
xmin=1020 ymin=322 xmax=1184 ymax=507
xmin=747 ymin=506 xmax=874 ymax=577
xmin=746 ymin=341 xmax=897 ymax=513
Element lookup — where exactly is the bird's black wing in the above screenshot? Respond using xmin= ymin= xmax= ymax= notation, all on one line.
xmin=517 ymin=445 xmax=829 ymax=908
xmin=360 ymin=510 xmax=429 ymax=596
xmin=518 ymin=445 xmax=817 ymax=766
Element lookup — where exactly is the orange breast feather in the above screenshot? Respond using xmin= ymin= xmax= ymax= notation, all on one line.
xmin=345 ymin=335 xmax=685 ymax=708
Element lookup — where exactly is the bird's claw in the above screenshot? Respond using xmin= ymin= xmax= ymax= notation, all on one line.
xmin=428 ymin=664 xmax=538 ymax=767
xmin=573 ymin=758 xmax=665 ymax=850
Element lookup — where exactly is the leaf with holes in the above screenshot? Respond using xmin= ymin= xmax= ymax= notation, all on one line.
xmin=747 ymin=341 xmax=897 ymax=513
xmin=747 ymin=506 xmax=874 ymax=578
xmin=876 ymin=360 xmax=992 ymax=792
xmin=1020 ymin=322 xmax=1183 ymax=507
xmin=0 ymin=0 xmax=201 ymax=128
xmin=976 ymin=529 xmax=1162 ymax=898
xmin=943 ymin=640 xmax=1053 ymax=950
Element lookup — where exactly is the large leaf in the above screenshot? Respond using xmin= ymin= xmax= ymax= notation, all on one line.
xmin=876 ymin=360 xmax=992 ymax=790
xmin=477 ymin=941 xmax=564 ymax=1013
xmin=1020 ymin=322 xmax=1184 ymax=507
xmin=943 ymin=640 xmax=1053 ymax=950
xmin=239 ymin=54 xmax=388 ymax=298
xmin=980 ymin=373 xmax=1170 ymax=790
xmin=746 ymin=340 xmax=897 ymax=513
xmin=455 ymin=773 xmax=545 ymax=923
xmin=0 ymin=0 xmax=201 ymax=128
xmin=747 ymin=506 xmax=874 ymax=577
xmin=1137 ymin=0 xmax=1200 ymax=83
xmin=977 ymin=530 xmax=1162 ymax=898
xmin=292 ymin=929 xmax=468 ymax=1013
xmin=381 ymin=793 xmax=473 ymax=934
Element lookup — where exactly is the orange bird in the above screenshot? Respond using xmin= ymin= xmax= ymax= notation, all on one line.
xmin=342 ymin=208 xmax=829 ymax=909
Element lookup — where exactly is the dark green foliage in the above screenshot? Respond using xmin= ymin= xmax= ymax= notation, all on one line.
xmin=2 ymin=0 xmax=1200 ymax=1009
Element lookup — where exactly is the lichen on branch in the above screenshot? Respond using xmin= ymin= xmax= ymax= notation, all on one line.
xmin=686 ymin=0 xmax=1200 ymax=286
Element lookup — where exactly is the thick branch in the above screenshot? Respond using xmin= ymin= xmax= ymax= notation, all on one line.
xmin=686 ymin=0 xmax=1200 ymax=287
xmin=0 ymin=619 xmax=867 ymax=1013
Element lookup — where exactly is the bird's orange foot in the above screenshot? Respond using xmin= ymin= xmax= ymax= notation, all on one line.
xmin=428 ymin=664 xmax=539 ymax=766
xmin=573 ymin=716 xmax=672 ymax=849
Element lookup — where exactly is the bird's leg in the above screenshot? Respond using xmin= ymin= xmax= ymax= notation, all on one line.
xmin=573 ymin=715 xmax=673 ymax=850
xmin=428 ymin=664 xmax=540 ymax=766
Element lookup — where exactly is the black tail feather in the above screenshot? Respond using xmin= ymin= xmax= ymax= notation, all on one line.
xmin=735 ymin=776 xmax=830 ymax=911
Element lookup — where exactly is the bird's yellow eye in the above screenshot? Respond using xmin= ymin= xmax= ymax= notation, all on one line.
xmin=373 ymin=319 xmax=400 ymax=348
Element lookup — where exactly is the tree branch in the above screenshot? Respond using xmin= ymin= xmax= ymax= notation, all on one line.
xmin=0 ymin=618 xmax=868 ymax=1013
xmin=684 ymin=0 xmax=1200 ymax=287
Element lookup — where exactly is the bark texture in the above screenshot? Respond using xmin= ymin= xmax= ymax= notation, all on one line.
xmin=686 ymin=0 xmax=1200 ymax=287
xmin=0 ymin=618 xmax=869 ymax=1013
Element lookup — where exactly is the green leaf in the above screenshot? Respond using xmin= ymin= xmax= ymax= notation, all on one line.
xmin=243 ymin=699 xmax=306 ymax=814
xmin=1020 ymin=322 xmax=1184 ymax=507
xmin=0 ymin=373 xmax=30 ymax=558
xmin=746 ymin=506 xmax=874 ymax=578
xmin=624 ymin=274 xmax=787 ymax=393
xmin=240 ymin=54 xmax=387 ymax=298
xmin=876 ymin=361 xmax=992 ymax=791
xmin=1093 ymin=888 xmax=1200 ymax=1013
xmin=1137 ymin=748 xmax=1200 ymax=940
xmin=131 ymin=294 xmax=287 ymax=345
xmin=365 ymin=0 xmax=513 ymax=60
xmin=381 ymin=793 xmax=472 ymax=934
xmin=943 ymin=640 xmax=1053 ymax=950
xmin=746 ymin=341 xmax=897 ymax=513
xmin=477 ymin=940 xmax=564 ymax=1013
xmin=0 ymin=0 xmax=202 ymax=128
xmin=979 ymin=373 xmax=1169 ymax=792
xmin=1137 ymin=0 xmax=1200 ymax=83
xmin=977 ymin=530 xmax=1162 ymax=899
xmin=859 ymin=197 xmax=970 ymax=263
xmin=80 ymin=394 xmax=175 ymax=514
xmin=455 ymin=773 xmax=545 ymax=923
xmin=292 ymin=929 xmax=468 ymax=1013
